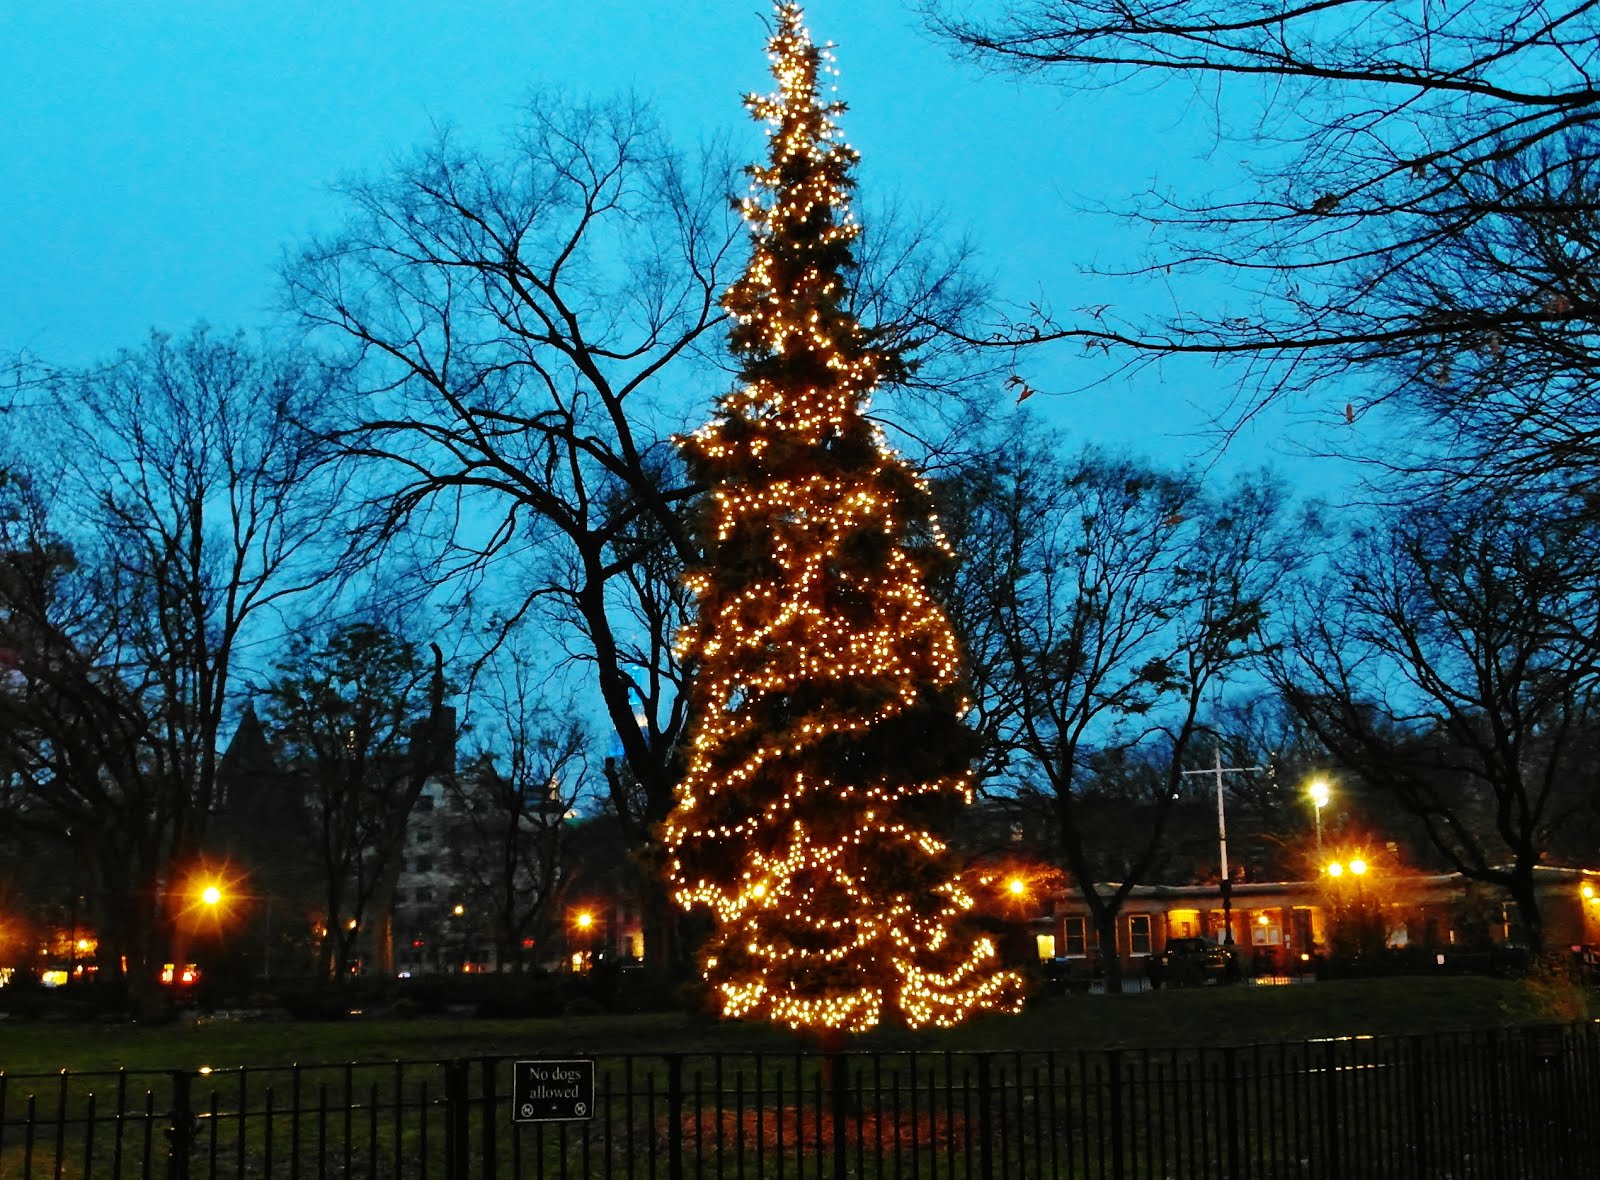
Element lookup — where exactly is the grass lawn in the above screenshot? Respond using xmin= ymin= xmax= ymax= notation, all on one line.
xmin=0 ymin=974 xmax=1586 ymax=1077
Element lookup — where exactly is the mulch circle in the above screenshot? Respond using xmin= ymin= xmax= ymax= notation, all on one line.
xmin=670 ymin=1106 xmax=969 ymax=1152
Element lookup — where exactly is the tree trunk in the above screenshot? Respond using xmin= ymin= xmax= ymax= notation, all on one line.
xmin=1095 ymin=909 xmax=1125 ymax=995
xmin=1507 ymin=872 xmax=1544 ymax=955
xmin=636 ymin=850 xmax=684 ymax=976
xmin=814 ymin=1026 xmax=860 ymax=1117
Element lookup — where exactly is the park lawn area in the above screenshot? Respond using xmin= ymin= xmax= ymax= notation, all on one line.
xmin=0 ymin=975 xmax=1584 ymax=1077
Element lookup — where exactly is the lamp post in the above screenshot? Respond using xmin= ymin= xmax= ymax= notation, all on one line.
xmin=1308 ymin=779 xmax=1331 ymax=852
xmin=1183 ymin=745 xmax=1264 ymax=947
xmin=1325 ymin=858 xmax=1370 ymax=956
xmin=572 ymin=909 xmax=595 ymax=972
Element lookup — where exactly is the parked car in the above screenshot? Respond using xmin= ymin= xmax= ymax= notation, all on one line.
xmin=1042 ymin=951 xmax=1104 ymax=994
xmin=1148 ymin=937 xmax=1244 ymax=987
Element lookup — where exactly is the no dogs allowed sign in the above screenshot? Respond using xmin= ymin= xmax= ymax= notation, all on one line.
xmin=511 ymin=1059 xmax=595 ymax=1122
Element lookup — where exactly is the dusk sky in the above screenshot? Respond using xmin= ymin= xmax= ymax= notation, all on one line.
xmin=1 ymin=1 xmax=1352 ymax=490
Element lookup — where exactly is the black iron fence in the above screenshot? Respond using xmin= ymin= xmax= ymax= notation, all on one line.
xmin=2 ymin=1023 xmax=1596 ymax=1179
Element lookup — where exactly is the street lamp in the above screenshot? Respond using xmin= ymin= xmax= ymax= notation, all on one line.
xmin=1182 ymin=746 xmax=1264 ymax=947
xmin=571 ymin=909 xmax=596 ymax=973
xmin=1308 ymin=779 xmax=1331 ymax=852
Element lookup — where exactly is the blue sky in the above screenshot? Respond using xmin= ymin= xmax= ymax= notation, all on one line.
xmin=0 ymin=0 xmax=1350 ymax=488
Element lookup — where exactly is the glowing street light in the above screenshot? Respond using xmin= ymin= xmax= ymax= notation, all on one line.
xmin=200 ymin=884 xmax=223 ymax=907
xmin=1006 ymin=877 xmax=1027 ymax=898
xmin=1326 ymin=861 xmax=1344 ymax=878
xmin=1308 ymin=779 xmax=1331 ymax=851
xmin=1348 ymin=859 xmax=1367 ymax=876
xmin=574 ymin=910 xmax=594 ymax=930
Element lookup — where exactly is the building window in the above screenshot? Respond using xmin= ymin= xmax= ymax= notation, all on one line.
xmin=1036 ymin=934 xmax=1057 ymax=961
xmin=1129 ymin=914 xmax=1152 ymax=956
xmin=1063 ymin=916 xmax=1087 ymax=957
xmin=1252 ymin=912 xmax=1283 ymax=945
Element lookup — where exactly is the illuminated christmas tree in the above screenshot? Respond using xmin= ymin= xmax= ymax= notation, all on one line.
xmin=663 ymin=1 xmax=1023 ymax=1034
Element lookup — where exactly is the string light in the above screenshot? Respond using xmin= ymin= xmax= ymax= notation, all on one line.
xmin=662 ymin=0 xmax=1023 ymax=1033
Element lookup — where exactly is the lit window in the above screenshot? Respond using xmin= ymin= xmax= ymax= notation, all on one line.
xmin=1252 ymin=912 xmax=1283 ymax=945
xmin=1063 ymin=917 xmax=1087 ymax=957
xmin=1129 ymin=915 xmax=1152 ymax=956
xmin=1036 ymin=934 xmax=1057 ymax=961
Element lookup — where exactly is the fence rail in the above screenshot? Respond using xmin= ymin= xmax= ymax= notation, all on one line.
xmin=2 ymin=1023 xmax=1595 ymax=1178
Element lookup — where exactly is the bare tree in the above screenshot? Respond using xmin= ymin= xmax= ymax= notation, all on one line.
xmin=1355 ymin=138 xmax=1600 ymax=496
xmin=0 ymin=330 xmax=347 ymax=1012
xmin=926 ymin=1 xmax=1600 ymax=448
xmin=285 ymin=96 xmax=735 ymax=973
xmin=0 ymin=471 xmax=180 ymax=1010
xmin=47 ymin=328 xmax=349 ymax=859
xmin=1273 ymin=491 xmax=1600 ymax=952
xmin=951 ymin=431 xmax=1295 ymax=989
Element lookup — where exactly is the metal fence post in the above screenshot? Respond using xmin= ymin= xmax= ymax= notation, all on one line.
xmin=1321 ymin=1038 xmax=1341 ymax=1180
xmin=164 ymin=1069 xmax=193 ymax=1180
xmin=480 ymin=1058 xmax=498 ymax=1180
xmin=830 ymin=1049 xmax=851 ymax=1180
xmin=667 ymin=1053 xmax=685 ymax=1180
xmin=443 ymin=1059 xmax=470 ymax=1180
xmin=1107 ymin=1049 xmax=1125 ymax=1180
xmin=1408 ymin=1037 xmax=1427 ymax=1180
xmin=1223 ymin=1046 xmax=1240 ymax=1180
xmin=975 ymin=1054 xmax=995 ymax=1180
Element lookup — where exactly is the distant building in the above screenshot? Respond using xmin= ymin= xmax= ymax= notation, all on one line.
xmin=1029 ymin=866 xmax=1600 ymax=977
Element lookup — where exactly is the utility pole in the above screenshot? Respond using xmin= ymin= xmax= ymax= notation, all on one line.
xmin=1182 ymin=745 xmax=1264 ymax=946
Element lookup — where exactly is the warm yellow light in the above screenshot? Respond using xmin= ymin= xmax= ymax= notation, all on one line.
xmin=1349 ymin=859 xmax=1367 ymax=876
xmin=347 ymin=918 xmax=358 ymax=930
xmin=575 ymin=911 xmax=594 ymax=930
xmin=1583 ymin=882 xmax=1595 ymax=899
xmin=200 ymin=885 xmax=222 ymax=907
xmin=1257 ymin=914 xmax=1269 ymax=926
xmin=452 ymin=904 xmax=465 ymax=916
xmin=76 ymin=938 xmax=92 ymax=952
xmin=1308 ymin=779 xmax=1330 ymax=808
xmin=1326 ymin=862 xmax=1344 ymax=877
xmin=1006 ymin=877 xmax=1026 ymax=897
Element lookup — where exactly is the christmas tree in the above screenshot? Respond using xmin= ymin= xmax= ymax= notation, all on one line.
xmin=663 ymin=1 xmax=1023 ymax=1034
